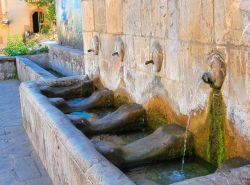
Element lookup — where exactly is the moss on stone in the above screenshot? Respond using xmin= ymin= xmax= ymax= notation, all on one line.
xmin=206 ymin=90 xmax=225 ymax=167
xmin=146 ymin=111 xmax=168 ymax=130
xmin=114 ymin=93 xmax=131 ymax=108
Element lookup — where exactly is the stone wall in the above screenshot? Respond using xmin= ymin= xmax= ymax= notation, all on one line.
xmin=25 ymin=53 xmax=50 ymax=69
xmin=81 ymin=0 xmax=250 ymax=161
xmin=0 ymin=56 xmax=16 ymax=80
xmin=16 ymin=57 xmax=57 ymax=82
xmin=55 ymin=0 xmax=83 ymax=50
xmin=20 ymin=81 xmax=136 ymax=185
xmin=48 ymin=44 xmax=85 ymax=76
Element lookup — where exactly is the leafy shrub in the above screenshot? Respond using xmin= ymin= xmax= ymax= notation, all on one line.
xmin=3 ymin=35 xmax=29 ymax=56
xmin=2 ymin=35 xmax=49 ymax=56
xmin=25 ymin=38 xmax=36 ymax=48
xmin=41 ymin=25 xmax=50 ymax=34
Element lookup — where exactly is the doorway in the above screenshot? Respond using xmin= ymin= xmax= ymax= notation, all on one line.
xmin=32 ymin=12 xmax=44 ymax=33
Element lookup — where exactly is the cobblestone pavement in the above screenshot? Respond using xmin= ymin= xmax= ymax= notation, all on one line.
xmin=0 ymin=80 xmax=53 ymax=185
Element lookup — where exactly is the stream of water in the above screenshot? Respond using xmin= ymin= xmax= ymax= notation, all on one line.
xmin=181 ymin=79 xmax=203 ymax=171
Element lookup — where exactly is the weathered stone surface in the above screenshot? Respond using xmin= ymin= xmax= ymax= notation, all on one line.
xmin=16 ymin=57 xmax=57 ymax=82
xmin=214 ymin=0 xmax=250 ymax=47
xmin=49 ymin=0 xmax=250 ymax=166
xmin=0 ymin=57 xmax=16 ymax=80
xmin=93 ymin=0 xmax=106 ymax=32
xmin=82 ymin=0 xmax=94 ymax=32
xmin=172 ymin=164 xmax=250 ymax=185
xmin=48 ymin=44 xmax=85 ymax=76
xmin=20 ymin=81 xmax=136 ymax=185
xmin=123 ymin=0 xmax=141 ymax=35
xmin=94 ymin=124 xmax=193 ymax=168
xmin=179 ymin=0 xmax=214 ymax=43
xmin=25 ymin=54 xmax=50 ymax=69
xmin=37 ymin=75 xmax=89 ymax=87
xmin=56 ymin=0 xmax=83 ymax=49
xmin=134 ymin=179 xmax=161 ymax=185
xmin=40 ymin=80 xmax=94 ymax=99
xmin=81 ymin=103 xmax=145 ymax=134
xmin=106 ymin=0 xmax=122 ymax=33
xmin=66 ymin=89 xmax=114 ymax=112
xmin=216 ymin=157 xmax=250 ymax=172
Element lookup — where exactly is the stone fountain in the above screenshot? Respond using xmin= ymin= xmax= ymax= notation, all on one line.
xmin=202 ymin=51 xmax=227 ymax=167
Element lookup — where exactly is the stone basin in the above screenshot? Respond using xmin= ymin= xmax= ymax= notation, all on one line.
xmin=20 ymin=77 xmax=250 ymax=185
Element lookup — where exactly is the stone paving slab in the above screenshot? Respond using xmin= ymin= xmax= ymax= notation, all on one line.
xmin=0 ymin=80 xmax=53 ymax=185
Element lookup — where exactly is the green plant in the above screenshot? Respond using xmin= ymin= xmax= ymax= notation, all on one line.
xmin=3 ymin=35 xmax=29 ymax=56
xmin=41 ymin=25 xmax=50 ymax=34
xmin=25 ymin=0 xmax=56 ymax=28
xmin=2 ymin=35 xmax=49 ymax=56
xmin=25 ymin=38 xmax=37 ymax=48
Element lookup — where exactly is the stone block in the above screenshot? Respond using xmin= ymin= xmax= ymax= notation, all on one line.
xmin=93 ymin=0 xmax=107 ymax=32
xmin=48 ymin=44 xmax=85 ymax=76
xmin=214 ymin=0 xmax=250 ymax=47
xmin=151 ymin=0 xmax=168 ymax=38
xmin=133 ymin=36 xmax=150 ymax=72
xmin=178 ymin=0 xmax=214 ymax=43
xmin=123 ymin=0 xmax=141 ymax=35
xmin=106 ymin=0 xmax=122 ymax=33
xmin=141 ymin=0 xmax=152 ymax=36
xmin=82 ymin=0 xmax=94 ymax=31
xmin=167 ymin=0 xmax=179 ymax=39
xmin=124 ymin=35 xmax=135 ymax=68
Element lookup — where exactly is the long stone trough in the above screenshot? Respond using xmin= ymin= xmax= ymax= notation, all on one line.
xmin=20 ymin=80 xmax=135 ymax=185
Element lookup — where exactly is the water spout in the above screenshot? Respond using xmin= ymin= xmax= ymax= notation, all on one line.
xmin=200 ymin=51 xmax=227 ymax=166
xmin=112 ymin=52 xmax=119 ymax=56
xmin=181 ymin=79 xmax=203 ymax=171
xmin=88 ymin=49 xmax=94 ymax=53
xmin=145 ymin=60 xmax=154 ymax=65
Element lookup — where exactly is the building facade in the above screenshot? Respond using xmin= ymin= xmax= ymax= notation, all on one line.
xmin=0 ymin=0 xmax=46 ymax=48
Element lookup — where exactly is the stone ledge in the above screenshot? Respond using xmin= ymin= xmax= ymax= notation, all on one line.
xmin=0 ymin=56 xmax=16 ymax=62
xmin=16 ymin=57 xmax=57 ymax=82
xmin=172 ymin=164 xmax=250 ymax=185
xmin=20 ymin=81 xmax=135 ymax=185
xmin=48 ymin=44 xmax=85 ymax=76
xmin=0 ymin=56 xmax=16 ymax=80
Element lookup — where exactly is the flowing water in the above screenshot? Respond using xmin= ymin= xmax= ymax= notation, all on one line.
xmin=181 ymin=79 xmax=203 ymax=171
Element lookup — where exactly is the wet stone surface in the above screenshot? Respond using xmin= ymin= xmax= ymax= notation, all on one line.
xmin=0 ymin=80 xmax=53 ymax=185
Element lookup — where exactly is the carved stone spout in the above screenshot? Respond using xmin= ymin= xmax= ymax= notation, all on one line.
xmin=202 ymin=52 xmax=226 ymax=91
xmin=145 ymin=42 xmax=163 ymax=72
xmin=145 ymin=60 xmax=154 ymax=65
xmin=112 ymin=37 xmax=124 ymax=61
xmin=87 ymin=35 xmax=99 ymax=55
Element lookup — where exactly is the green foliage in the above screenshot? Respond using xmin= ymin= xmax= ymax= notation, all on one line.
xmin=25 ymin=0 xmax=56 ymax=27
xmin=2 ymin=35 xmax=49 ymax=56
xmin=25 ymin=38 xmax=36 ymax=48
xmin=41 ymin=25 xmax=50 ymax=34
xmin=3 ymin=35 xmax=29 ymax=56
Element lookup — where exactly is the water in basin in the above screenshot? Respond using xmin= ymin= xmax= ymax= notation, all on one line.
xmin=126 ymin=157 xmax=216 ymax=185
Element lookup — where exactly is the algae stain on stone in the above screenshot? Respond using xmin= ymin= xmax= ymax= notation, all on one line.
xmin=206 ymin=90 xmax=226 ymax=167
